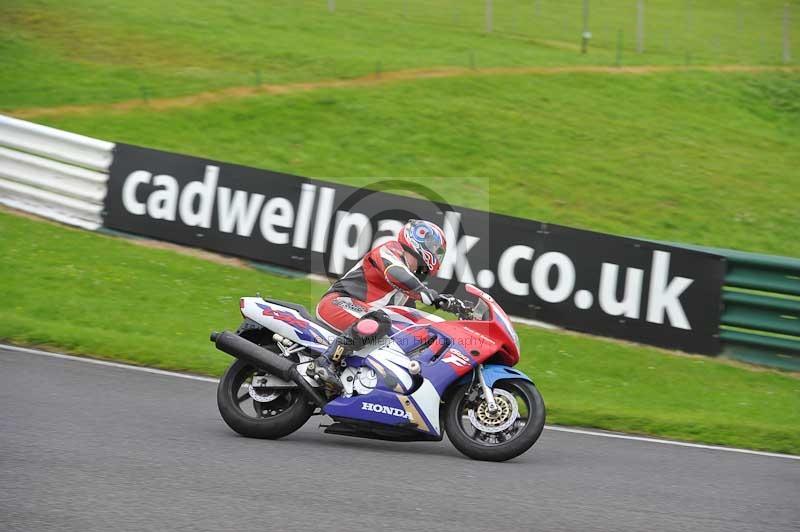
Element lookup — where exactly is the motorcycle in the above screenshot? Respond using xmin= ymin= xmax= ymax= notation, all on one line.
xmin=210 ymin=284 xmax=545 ymax=461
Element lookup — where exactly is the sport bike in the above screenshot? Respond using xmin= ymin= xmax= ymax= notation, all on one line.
xmin=210 ymin=284 xmax=545 ymax=461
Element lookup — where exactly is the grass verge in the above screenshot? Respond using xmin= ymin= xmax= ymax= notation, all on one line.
xmin=1 ymin=209 xmax=797 ymax=454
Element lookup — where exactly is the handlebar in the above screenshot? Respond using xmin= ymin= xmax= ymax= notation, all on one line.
xmin=436 ymin=294 xmax=474 ymax=320
xmin=454 ymin=299 xmax=474 ymax=320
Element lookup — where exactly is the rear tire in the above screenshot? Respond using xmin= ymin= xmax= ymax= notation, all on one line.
xmin=444 ymin=379 xmax=545 ymax=462
xmin=217 ymin=358 xmax=314 ymax=439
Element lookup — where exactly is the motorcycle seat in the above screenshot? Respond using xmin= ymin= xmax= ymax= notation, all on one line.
xmin=263 ymin=298 xmax=336 ymax=333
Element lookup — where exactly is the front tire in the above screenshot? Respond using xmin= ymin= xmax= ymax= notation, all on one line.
xmin=444 ymin=378 xmax=546 ymax=462
xmin=217 ymin=358 xmax=314 ymax=439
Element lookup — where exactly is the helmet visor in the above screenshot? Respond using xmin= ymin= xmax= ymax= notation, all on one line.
xmin=423 ymin=231 xmax=446 ymax=263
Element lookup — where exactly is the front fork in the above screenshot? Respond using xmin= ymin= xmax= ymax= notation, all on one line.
xmin=476 ymin=364 xmax=499 ymax=412
xmin=459 ymin=363 xmax=534 ymax=404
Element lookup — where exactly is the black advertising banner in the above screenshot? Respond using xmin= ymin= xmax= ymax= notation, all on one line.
xmin=106 ymin=143 xmax=726 ymax=354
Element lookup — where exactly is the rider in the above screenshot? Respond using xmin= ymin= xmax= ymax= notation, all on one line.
xmin=309 ymin=219 xmax=454 ymax=391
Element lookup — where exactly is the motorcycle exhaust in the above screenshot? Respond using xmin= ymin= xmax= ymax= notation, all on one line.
xmin=210 ymin=331 xmax=327 ymax=406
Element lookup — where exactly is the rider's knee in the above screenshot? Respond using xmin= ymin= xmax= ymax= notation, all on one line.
xmin=348 ymin=310 xmax=392 ymax=350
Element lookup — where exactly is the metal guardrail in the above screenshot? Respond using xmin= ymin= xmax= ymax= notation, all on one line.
xmin=671 ymin=243 xmax=800 ymax=371
xmin=0 ymin=115 xmax=114 ymax=229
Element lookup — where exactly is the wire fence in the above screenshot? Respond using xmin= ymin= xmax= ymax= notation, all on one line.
xmin=328 ymin=0 xmax=796 ymax=65
xmin=2 ymin=0 xmax=797 ymax=109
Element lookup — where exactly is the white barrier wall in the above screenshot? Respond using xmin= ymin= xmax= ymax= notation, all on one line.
xmin=0 ymin=115 xmax=114 ymax=230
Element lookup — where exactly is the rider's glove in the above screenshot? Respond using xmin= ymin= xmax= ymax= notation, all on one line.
xmin=418 ymin=287 xmax=439 ymax=306
xmin=434 ymin=293 xmax=458 ymax=312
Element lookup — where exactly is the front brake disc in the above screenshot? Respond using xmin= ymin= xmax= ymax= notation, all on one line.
xmin=467 ymin=388 xmax=519 ymax=434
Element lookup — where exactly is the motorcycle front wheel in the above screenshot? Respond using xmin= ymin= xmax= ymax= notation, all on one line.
xmin=444 ymin=378 xmax=546 ymax=462
xmin=217 ymin=358 xmax=315 ymax=439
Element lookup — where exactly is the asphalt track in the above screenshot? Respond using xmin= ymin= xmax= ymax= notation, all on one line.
xmin=1 ymin=347 xmax=798 ymax=532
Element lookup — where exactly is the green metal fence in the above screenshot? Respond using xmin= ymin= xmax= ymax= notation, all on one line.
xmin=675 ymin=243 xmax=800 ymax=371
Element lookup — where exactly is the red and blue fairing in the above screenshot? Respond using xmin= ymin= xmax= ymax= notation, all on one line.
xmin=323 ymin=285 xmax=531 ymax=439
xmin=239 ymin=298 xmax=335 ymax=352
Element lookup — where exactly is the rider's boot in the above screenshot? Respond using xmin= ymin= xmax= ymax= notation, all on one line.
xmin=308 ymin=312 xmax=390 ymax=394
xmin=307 ymin=335 xmax=352 ymax=394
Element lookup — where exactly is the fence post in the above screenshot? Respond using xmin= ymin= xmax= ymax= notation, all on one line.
xmin=486 ymin=0 xmax=493 ymax=33
xmin=512 ymin=0 xmax=518 ymax=34
xmin=686 ymin=0 xmax=693 ymax=32
xmin=685 ymin=0 xmax=693 ymax=52
xmin=637 ymin=0 xmax=645 ymax=53
xmin=616 ymin=29 xmax=624 ymax=66
xmin=581 ymin=0 xmax=591 ymax=54
xmin=737 ymin=2 xmax=744 ymax=36
xmin=784 ymin=3 xmax=792 ymax=63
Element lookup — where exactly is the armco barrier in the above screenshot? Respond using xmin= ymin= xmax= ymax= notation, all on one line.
xmin=714 ymin=250 xmax=800 ymax=370
xmin=661 ymin=242 xmax=800 ymax=370
xmin=0 ymin=115 xmax=114 ymax=229
xmin=0 ymin=115 xmax=798 ymax=370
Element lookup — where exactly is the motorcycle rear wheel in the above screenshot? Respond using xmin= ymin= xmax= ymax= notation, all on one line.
xmin=217 ymin=358 xmax=315 ymax=439
xmin=444 ymin=378 xmax=545 ymax=462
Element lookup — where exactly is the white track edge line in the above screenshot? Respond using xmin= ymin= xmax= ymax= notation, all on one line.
xmin=543 ymin=426 xmax=799 ymax=460
xmin=1 ymin=344 xmax=218 ymax=383
xmin=3 ymin=343 xmax=798 ymax=461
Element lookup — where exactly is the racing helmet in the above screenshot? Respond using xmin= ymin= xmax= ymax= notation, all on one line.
xmin=397 ymin=219 xmax=447 ymax=276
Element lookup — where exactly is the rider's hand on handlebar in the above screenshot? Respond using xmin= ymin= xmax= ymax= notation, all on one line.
xmin=419 ymin=287 xmax=439 ymax=306
xmin=434 ymin=293 xmax=459 ymax=313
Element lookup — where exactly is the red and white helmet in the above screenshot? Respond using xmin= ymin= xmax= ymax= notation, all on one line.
xmin=397 ymin=219 xmax=447 ymax=276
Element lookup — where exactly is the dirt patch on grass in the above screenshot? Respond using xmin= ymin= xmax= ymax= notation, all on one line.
xmin=9 ymin=64 xmax=800 ymax=119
